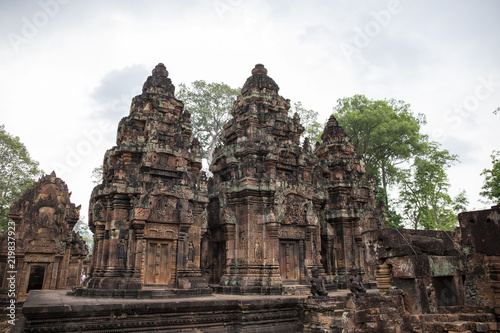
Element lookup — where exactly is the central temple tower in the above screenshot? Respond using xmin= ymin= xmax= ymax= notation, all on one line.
xmin=205 ymin=64 xmax=324 ymax=294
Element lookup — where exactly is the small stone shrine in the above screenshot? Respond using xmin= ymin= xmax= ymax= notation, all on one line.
xmin=87 ymin=63 xmax=210 ymax=295
xmin=0 ymin=172 xmax=88 ymax=302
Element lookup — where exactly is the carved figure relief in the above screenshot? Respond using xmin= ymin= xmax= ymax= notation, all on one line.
xmin=149 ymin=196 xmax=178 ymax=222
xmin=283 ymin=195 xmax=306 ymax=225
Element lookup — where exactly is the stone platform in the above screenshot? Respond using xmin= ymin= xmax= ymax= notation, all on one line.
xmin=22 ymin=290 xmax=310 ymax=332
xmin=22 ymin=288 xmax=500 ymax=332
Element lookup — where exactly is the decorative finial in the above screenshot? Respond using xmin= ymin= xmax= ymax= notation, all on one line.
xmin=152 ymin=63 xmax=168 ymax=77
xmin=251 ymin=64 xmax=267 ymax=75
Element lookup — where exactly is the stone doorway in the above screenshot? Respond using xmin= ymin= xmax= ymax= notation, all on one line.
xmin=212 ymin=242 xmax=226 ymax=284
xmin=27 ymin=265 xmax=46 ymax=292
xmin=433 ymin=276 xmax=459 ymax=307
xmin=279 ymin=240 xmax=300 ymax=283
xmin=144 ymin=240 xmax=174 ymax=286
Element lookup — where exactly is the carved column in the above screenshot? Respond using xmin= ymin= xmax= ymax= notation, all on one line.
xmin=376 ymin=261 xmax=392 ymax=296
xmin=132 ymin=219 xmax=145 ymax=280
xmin=325 ymin=236 xmax=334 ymax=276
xmin=93 ymin=222 xmax=105 ymax=275
xmin=342 ymin=220 xmax=355 ymax=271
xmin=176 ymin=225 xmax=189 ymax=288
xmin=225 ymin=224 xmax=236 ymax=273
xmin=266 ymin=222 xmax=281 ymax=286
xmin=104 ymin=194 xmax=130 ymax=277
xmin=57 ymin=245 xmax=72 ymax=289
xmin=50 ymin=259 xmax=59 ymax=289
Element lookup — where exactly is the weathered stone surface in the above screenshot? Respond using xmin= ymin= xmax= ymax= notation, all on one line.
xmin=23 ymin=290 xmax=303 ymax=332
xmin=358 ymin=205 xmax=500 ymax=331
xmin=316 ymin=114 xmax=385 ymax=286
xmin=87 ymin=63 xmax=210 ymax=295
xmin=459 ymin=206 xmax=500 ymax=319
xmin=204 ymin=64 xmax=384 ymax=294
xmin=17 ymin=63 xmax=500 ymax=333
xmin=0 ymin=172 xmax=88 ymax=302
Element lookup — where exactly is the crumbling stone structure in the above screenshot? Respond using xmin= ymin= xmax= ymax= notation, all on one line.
xmin=363 ymin=228 xmax=464 ymax=314
xmin=87 ymin=64 xmax=210 ymax=295
xmin=0 ymin=172 xmax=88 ymax=302
xmin=460 ymin=205 xmax=500 ymax=320
xmin=204 ymin=64 xmax=384 ymax=294
xmin=344 ymin=206 xmax=500 ymax=332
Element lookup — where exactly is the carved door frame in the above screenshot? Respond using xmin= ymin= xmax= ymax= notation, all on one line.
xmin=144 ymin=240 xmax=175 ymax=287
xmin=25 ymin=263 xmax=48 ymax=293
xmin=279 ymin=240 xmax=300 ymax=283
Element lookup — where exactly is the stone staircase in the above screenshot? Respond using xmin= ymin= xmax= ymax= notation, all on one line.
xmin=339 ymin=293 xmax=500 ymax=333
xmin=410 ymin=312 xmax=498 ymax=332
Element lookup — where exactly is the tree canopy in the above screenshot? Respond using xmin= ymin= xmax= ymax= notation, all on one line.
xmin=176 ymin=80 xmax=240 ymax=167
xmin=332 ymin=95 xmax=467 ymax=230
xmin=0 ymin=124 xmax=43 ymax=231
xmin=480 ymin=150 xmax=500 ymax=205
xmin=395 ymin=142 xmax=464 ymax=230
xmin=91 ymin=165 xmax=103 ymax=185
xmin=74 ymin=219 xmax=94 ymax=258
xmin=177 ymin=81 xmax=324 ymax=167
xmin=333 ymin=95 xmax=427 ymax=207
xmin=292 ymin=101 xmax=324 ymax=143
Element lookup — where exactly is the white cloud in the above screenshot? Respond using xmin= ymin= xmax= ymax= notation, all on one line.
xmin=0 ymin=0 xmax=499 ymax=225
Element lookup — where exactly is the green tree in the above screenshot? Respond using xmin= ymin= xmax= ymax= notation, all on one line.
xmin=177 ymin=81 xmax=240 ymax=166
xmin=0 ymin=125 xmax=43 ymax=231
xmin=396 ymin=142 xmax=463 ymax=230
xmin=74 ymin=219 xmax=94 ymax=258
xmin=292 ymin=101 xmax=324 ymax=143
xmin=91 ymin=165 xmax=103 ymax=185
xmin=480 ymin=150 xmax=500 ymax=205
xmin=332 ymin=94 xmax=427 ymax=207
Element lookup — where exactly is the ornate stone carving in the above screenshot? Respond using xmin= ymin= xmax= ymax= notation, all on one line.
xmin=1 ymin=172 xmax=88 ymax=301
xmin=87 ymin=63 xmax=209 ymax=294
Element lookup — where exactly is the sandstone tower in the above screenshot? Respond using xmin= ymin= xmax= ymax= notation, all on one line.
xmin=87 ymin=64 xmax=210 ymax=295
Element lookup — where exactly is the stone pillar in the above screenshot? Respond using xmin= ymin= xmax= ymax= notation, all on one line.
xmin=225 ymin=224 xmax=235 ymax=273
xmin=376 ymin=261 xmax=392 ymax=296
xmin=325 ymin=236 xmax=334 ymax=276
xmin=50 ymin=259 xmax=59 ymax=289
xmin=132 ymin=219 xmax=145 ymax=280
xmin=176 ymin=226 xmax=189 ymax=289
xmin=58 ymin=245 xmax=72 ymax=289
xmin=93 ymin=222 xmax=105 ymax=275
xmin=265 ymin=222 xmax=281 ymax=287
xmin=343 ymin=220 xmax=355 ymax=270
xmin=299 ymin=239 xmax=306 ymax=283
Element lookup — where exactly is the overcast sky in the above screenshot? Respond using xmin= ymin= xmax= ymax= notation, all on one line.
xmin=1 ymin=0 xmax=499 ymax=225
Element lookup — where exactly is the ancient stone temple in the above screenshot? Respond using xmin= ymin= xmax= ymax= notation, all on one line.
xmin=87 ymin=63 xmax=210 ymax=295
xmin=20 ymin=64 xmax=500 ymax=332
xmin=204 ymin=64 xmax=383 ymax=294
xmin=0 ymin=172 xmax=88 ymax=302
